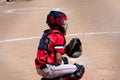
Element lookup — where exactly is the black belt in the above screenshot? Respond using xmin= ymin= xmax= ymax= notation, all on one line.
xmin=40 ymin=65 xmax=47 ymax=69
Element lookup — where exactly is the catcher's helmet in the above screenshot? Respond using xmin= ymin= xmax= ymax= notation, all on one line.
xmin=46 ymin=11 xmax=68 ymax=35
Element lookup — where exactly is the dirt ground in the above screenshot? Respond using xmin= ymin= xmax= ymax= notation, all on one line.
xmin=0 ymin=0 xmax=120 ymax=80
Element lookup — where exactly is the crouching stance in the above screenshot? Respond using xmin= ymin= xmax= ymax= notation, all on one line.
xmin=35 ymin=11 xmax=85 ymax=80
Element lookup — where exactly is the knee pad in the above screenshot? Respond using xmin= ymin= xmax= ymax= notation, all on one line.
xmin=74 ymin=63 xmax=85 ymax=79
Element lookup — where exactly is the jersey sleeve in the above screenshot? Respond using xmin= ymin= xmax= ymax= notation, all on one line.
xmin=54 ymin=34 xmax=66 ymax=55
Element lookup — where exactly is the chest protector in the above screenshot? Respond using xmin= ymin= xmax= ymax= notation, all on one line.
xmin=35 ymin=29 xmax=61 ymax=67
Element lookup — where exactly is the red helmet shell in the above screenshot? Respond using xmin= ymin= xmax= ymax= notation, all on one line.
xmin=46 ymin=11 xmax=67 ymax=25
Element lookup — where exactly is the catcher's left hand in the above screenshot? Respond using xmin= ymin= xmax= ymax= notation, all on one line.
xmin=65 ymin=38 xmax=82 ymax=58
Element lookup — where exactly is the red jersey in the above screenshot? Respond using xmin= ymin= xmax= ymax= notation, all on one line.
xmin=35 ymin=29 xmax=66 ymax=68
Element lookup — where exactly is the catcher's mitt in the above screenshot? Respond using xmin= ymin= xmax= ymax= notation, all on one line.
xmin=65 ymin=38 xmax=82 ymax=58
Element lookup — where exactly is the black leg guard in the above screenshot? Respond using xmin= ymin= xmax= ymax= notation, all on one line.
xmin=62 ymin=57 xmax=69 ymax=64
xmin=74 ymin=63 xmax=85 ymax=79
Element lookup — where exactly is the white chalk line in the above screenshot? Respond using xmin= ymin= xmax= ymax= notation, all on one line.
xmin=0 ymin=31 xmax=120 ymax=43
xmin=0 ymin=36 xmax=40 ymax=43
xmin=0 ymin=7 xmax=71 ymax=17
xmin=2 ymin=7 xmax=71 ymax=15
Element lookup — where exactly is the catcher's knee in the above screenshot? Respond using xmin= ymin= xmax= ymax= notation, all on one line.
xmin=60 ymin=63 xmax=85 ymax=79
xmin=74 ymin=63 xmax=85 ymax=79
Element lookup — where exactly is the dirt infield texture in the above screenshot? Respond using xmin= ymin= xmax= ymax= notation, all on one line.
xmin=0 ymin=0 xmax=120 ymax=80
